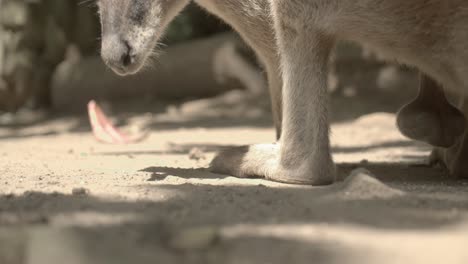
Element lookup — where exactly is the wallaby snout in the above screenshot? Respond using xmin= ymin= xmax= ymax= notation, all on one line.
xmin=101 ymin=34 xmax=139 ymax=76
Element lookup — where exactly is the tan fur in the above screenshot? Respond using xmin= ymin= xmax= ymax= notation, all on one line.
xmin=98 ymin=0 xmax=468 ymax=184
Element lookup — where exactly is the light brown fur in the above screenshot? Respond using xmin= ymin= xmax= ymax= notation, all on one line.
xmin=97 ymin=0 xmax=468 ymax=184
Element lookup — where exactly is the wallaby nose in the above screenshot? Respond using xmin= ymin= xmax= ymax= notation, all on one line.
xmin=101 ymin=35 xmax=136 ymax=75
xmin=121 ymin=41 xmax=133 ymax=67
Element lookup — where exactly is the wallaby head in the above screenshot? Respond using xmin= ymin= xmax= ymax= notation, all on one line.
xmin=97 ymin=0 xmax=190 ymax=76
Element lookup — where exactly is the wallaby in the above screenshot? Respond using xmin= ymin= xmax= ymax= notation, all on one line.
xmin=97 ymin=0 xmax=468 ymax=184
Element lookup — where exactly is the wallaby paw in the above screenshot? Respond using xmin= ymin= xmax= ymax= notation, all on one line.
xmin=210 ymin=144 xmax=278 ymax=179
xmin=397 ymin=99 xmax=466 ymax=148
xmin=210 ymin=143 xmax=335 ymax=185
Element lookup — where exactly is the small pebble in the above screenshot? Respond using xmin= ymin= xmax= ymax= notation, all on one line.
xmin=359 ymin=159 xmax=369 ymax=165
xmin=188 ymin=148 xmax=206 ymax=161
xmin=72 ymin=187 xmax=89 ymax=196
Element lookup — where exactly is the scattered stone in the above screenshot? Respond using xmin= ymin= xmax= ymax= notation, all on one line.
xmin=343 ymin=85 xmax=357 ymax=97
xmin=377 ymin=65 xmax=402 ymax=91
xmin=72 ymin=187 xmax=89 ymax=196
xmin=188 ymin=147 xmax=206 ymax=161
xmin=168 ymin=226 xmax=220 ymax=251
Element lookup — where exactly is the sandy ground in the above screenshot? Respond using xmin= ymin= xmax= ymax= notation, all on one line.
xmin=1 ymin=67 xmax=468 ymax=263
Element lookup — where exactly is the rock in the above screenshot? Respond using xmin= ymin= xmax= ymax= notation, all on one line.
xmin=377 ymin=65 xmax=403 ymax=91
xmin=188 ymin=148 xmax=206 ymax=161
xmin=71 ymin=188 xmax=89 ymax=196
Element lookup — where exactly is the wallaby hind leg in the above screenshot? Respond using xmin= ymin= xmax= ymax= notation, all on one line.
xmin=211 ymin=1 xmax=336 ymax=185
xmin=430 ymin=95 xmax=468 ymax=178
xmin=397 ymin=73 xmax=466 ymax=147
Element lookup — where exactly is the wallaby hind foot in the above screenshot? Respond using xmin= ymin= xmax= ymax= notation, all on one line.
xmin=210 ymin=143 xmax=335 ymax=185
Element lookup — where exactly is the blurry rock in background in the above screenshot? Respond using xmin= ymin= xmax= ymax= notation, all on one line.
xmin=330 ymin=42 xmax=417 ymax=99
xmin=0 ymin=0 xmax=99 ymax=113
xmin=51 ymin=33 xmax=256 ymax=113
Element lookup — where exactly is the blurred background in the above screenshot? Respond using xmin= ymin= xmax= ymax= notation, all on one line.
xmin=0 ymin=0 xmax=419 ymax=129
xmin=0 ymin=0 xmax=234 ymax=114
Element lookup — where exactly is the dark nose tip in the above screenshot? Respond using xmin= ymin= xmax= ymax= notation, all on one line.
xmin=121 ymin=40 xmax=134 ymax=67
xmin=101 ymin=35 xmax=137 ymax=73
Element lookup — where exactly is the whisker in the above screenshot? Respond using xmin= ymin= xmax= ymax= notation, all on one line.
xmin=79 ymin=0 xmax=96 ymax=7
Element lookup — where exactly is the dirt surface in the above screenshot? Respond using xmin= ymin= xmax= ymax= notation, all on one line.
xmin=1 ymin=84 xmax=468 ymax=264
xmin=2 ymin=42 xmax=468 ymax=264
